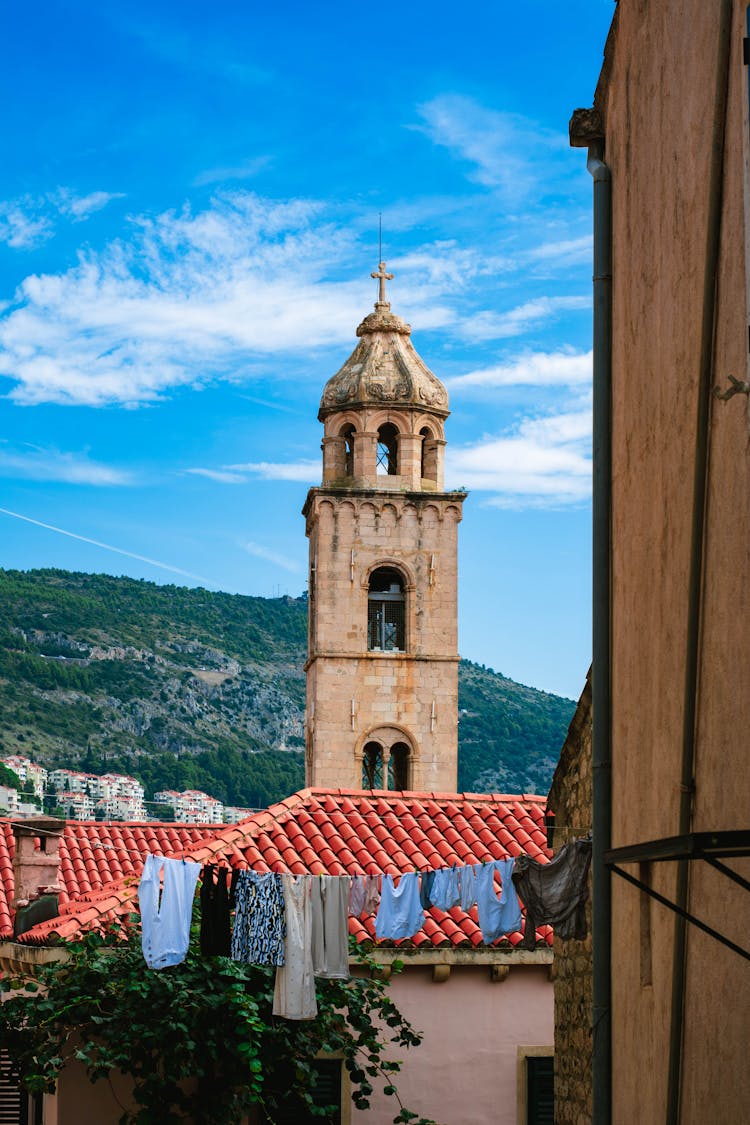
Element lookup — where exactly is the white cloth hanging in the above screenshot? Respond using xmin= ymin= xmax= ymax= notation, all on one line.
xmin=139 ymin=854 xmax=201 ymax=970
xmin=273 ymin=874 xmax=317 ymax=1020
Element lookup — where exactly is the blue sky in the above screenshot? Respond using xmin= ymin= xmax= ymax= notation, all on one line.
xmin=0 ymin=1 xmax=613 ymax=700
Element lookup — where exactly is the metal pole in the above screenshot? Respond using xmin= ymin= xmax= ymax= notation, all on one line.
xmin=588 ymin=140 xmax=612 ymax=1125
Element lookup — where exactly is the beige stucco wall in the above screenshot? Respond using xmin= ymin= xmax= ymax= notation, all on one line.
xmin=596 ymin=1 xmax=750 ymax=1120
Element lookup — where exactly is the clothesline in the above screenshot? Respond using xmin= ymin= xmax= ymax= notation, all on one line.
xmin=138 ymin=840 xmax=592 ymax=1022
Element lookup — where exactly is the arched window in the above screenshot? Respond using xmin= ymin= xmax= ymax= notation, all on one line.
xmin=376 ymin=423 xmax=399 ymax=475
xmin=340 ymin=424 xmax=355 ymax=477
xmin=367 ymin=568 xmax=405 ymax=652
xmin=391 ymin=742 xmax=410 ymax=790
xmin=420 ymin=426 xmax=437 ymax=482
xmin=362 ymin=741 xmax=383 ymax=788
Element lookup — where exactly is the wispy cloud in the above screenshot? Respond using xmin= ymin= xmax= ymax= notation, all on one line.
xmin=184 ymin=467 xmax=247 ymax=484
xmin=447 ymin=348 xmax=592 ymax=390
xmin=0 ymin=201 xmax=53 ymax=249
xmin=446 ymin=404 xmax=591 ymax=506
xmin=458 ymin=296 xmax=590 ymax=342
xmin=243 ymin=540 xmax=300 ymax=572
xmin=193 ymin=156 xmax=273 ymax=187
xmin=527 ymin=236 xmax=592 ymax=265
xmin=0 ymin=507 xmax=212 ymax=583
xmin=54 ymin=189 xmax=126 ymax=220
xmin=0 ymin=193 xmax=372 ymax=406
xmin=226 ymin=460 xmax=319 ymax=482
xmin=0 ymin=190 xmax=124 ymax=249
xmin=414 ymin=95 xmax=569 ymax=200
xmin=0 ymin=443 xmax=132 ymax=485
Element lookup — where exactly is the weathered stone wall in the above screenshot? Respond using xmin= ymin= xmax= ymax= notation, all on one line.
xmin=304 ymin=488 xmax=464 ymax=791
xmin=547 ymin=673 xmax=592 ymax=1125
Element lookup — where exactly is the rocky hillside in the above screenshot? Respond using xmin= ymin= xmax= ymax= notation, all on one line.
xmin=0 ymin=569 xmax=576 ymax=808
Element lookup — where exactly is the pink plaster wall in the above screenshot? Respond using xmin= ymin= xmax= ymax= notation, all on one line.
xmin=360 ymin=965 xmax=553 ymax=1125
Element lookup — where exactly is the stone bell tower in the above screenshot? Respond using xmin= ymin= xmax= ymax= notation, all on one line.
xmin=303 ymin=264 xmax=466 ymax=792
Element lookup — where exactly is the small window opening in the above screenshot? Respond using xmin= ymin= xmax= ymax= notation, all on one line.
xmin=340 ymin=424 xmax=355 ymax=477
xmin=367 ymin=567 xmax=405 ymax=651
xmin=391 ymin=742 xmax=410 ymax=790
xmin=420 ymin=426 xmax=437 ymax=482
xmin=376 ymin=423 xmax=399 ymax=475
xmin=362 ymin=742 xmax=383 ymax=788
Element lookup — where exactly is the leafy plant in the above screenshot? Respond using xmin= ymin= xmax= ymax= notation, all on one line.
xmin=0 ymin=923 xmax=434 ymax=1125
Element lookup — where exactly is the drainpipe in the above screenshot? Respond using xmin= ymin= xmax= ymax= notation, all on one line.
xmin=588 ymin=139 xmax=612 ymax=1125
xmin=667 ymin=4 xmax=731 ymax=1122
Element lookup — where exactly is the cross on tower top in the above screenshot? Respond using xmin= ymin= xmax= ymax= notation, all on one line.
xmin=371 ymin=261 xmax=394 ymax=306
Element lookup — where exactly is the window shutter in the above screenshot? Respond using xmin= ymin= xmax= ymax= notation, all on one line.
xmin=527 ymin=1055 xmax=554 ymax=1125
xmin=0 ymin=1052 xmax=23 ymax=1125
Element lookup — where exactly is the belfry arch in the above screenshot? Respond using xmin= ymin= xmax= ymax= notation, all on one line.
xmin=357 ymin=727 xmax=417 ymax=792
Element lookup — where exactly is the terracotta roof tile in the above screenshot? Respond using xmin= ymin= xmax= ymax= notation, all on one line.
xmin=4 ymin=790 xmax=554 ymax=950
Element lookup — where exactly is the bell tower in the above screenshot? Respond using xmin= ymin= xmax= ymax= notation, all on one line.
xmin=302 ymin=264 xmax=466 ymax=791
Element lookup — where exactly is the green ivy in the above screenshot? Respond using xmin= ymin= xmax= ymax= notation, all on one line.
xmin=0 ymin=923 xmax=434 ymax=1125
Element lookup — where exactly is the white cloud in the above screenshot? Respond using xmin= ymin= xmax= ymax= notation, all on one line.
xmin=226 ymin=459 xmax=319 ymax=482
xmin=527 ymin=236 xmax=592 ymax=265
xmin=243 ymin=540 xmax=301 ymax=572
xmin=55 ymin=190 xmax=126 ymax=220
xmin=0 ymin=193 xmax=378 ymax=406
xmin=0 ymin=202 xmax=53 ymax=249
xmin=193 ymin=156 xmax=273 ymax=187
xmin=0 ymin=443 xmax=132 ymax=485
xmin=184 ymin=467 xmax=247 ymax=484
xmin=446 ymin=405 xmax=591 ymax=506
xmin=458 ymin=296 xmax=590 ymax=342
xmin=0 ymin=190 xmax=124 ymax=250
xmin=414 ymin=95 xmax=568 ymax=199
xmin=448 ymin=348 xmax=592 ymax=390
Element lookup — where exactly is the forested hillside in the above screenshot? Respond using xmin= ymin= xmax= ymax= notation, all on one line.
xmin=0 ymin=569 xmax=577 ymax=808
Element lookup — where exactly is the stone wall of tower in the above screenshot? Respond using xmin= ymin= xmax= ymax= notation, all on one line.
xmin=304 ymin=488 xmax=464 ymax=791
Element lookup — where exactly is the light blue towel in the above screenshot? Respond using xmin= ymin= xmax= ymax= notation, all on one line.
xmin=375 ymin=872 xmax=424 ymax=940
xmin=139 ymin=854 xmax=201 ymax=970
xmin=475 ymin=858 xmax=522 ymax=943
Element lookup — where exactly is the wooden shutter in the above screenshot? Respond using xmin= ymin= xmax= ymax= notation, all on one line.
xmin=526 ymin=1054 xmax=554 ymax=1125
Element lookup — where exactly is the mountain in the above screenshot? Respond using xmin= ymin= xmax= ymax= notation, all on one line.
xmin=0 ymin=569 xmax=576 ymax=809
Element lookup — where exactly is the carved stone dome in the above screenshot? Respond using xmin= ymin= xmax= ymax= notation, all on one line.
xmin=318 ymin=272 xmax=449 ymax=421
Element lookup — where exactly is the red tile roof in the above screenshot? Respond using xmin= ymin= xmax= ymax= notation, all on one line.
xmin=2 ymin=789 xmax=553 ymax=950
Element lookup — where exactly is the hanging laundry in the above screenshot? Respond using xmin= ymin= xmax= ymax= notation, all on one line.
xmin=375 ymin=872 xmax=423 ymax=940
xmin=199 ymin=864 xmax=231 ymax=957
xmin=349 ymin=874 xmax=380 ymax=917
xmin=419 ymin=869 xmax=436 ymax=910
xmin=430 ymin=866 xmax=460 ymax=912
xmin=311 ymin=874 xmax=350 ymax=979
xmin=458 ymin=863 xmax=476 ymax=911
xmin=475 ymin=858 xmax=522 ymax=943
xmin=231 ymin=871 xmax=286 ymax=967
xmin=512 ymin=838 xmax=592 ymax=950
xmin=273 ymin=874 xmax=317 ymax=1020
xmin=139 ymin=854 xmax=201 ymax=970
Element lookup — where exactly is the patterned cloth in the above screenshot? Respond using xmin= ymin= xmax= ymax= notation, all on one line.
xmin=231 ymin=871 xmax=286 ymax=966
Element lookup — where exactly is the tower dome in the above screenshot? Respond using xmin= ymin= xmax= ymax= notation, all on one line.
xmin=318 ymin=263 xmax=450 ymax=492
xmin=318 ymin=263 xmax=449 ymax=421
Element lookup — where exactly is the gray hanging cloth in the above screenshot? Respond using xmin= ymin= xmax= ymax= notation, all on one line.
xmin=511 ymin=838 xmax=592 ymax=950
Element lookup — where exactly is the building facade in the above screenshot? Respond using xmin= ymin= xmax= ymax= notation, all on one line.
xmin=568 ymin=2 xmax=750 ymax=1121
xmin=303 ymin=265 xmax=465 ymax=792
